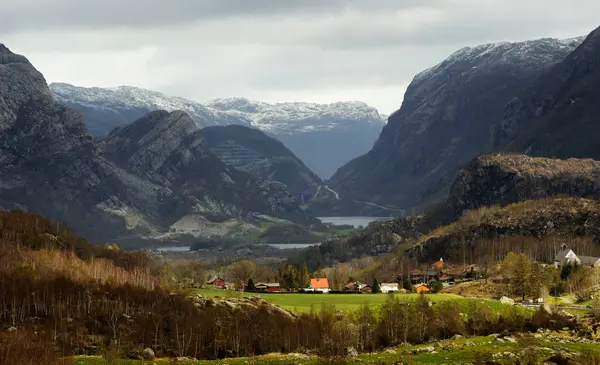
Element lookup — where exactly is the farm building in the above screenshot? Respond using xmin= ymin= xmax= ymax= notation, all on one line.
xmin=554 ymin=244 xmax=600 ymax=267
xmin=440 ymin=275 xmax=455 ymax=287
xmin=415 ymin=284 xmax=431 ymax=294
xmin=380 ymin=283 xmax=399 ymax=293
xmin=207 ymin=276 xmax=226 ymax=288
xmin=344 ymin=281 xmax=372 ymax=293
xmin=309 ymin=278 xmax=330 ymax=293
xmin=255 ymin=282 xmax=280 ymax=292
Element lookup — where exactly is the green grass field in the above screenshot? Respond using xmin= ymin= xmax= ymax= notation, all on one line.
xmin=194 ymin=287 xmax=517 ymax=314
xmin=70 ymin=335 xmax=597 ymax=364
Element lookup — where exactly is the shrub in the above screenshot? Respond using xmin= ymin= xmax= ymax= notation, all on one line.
xmin=0 ymin=330 xmax=60 ymax=365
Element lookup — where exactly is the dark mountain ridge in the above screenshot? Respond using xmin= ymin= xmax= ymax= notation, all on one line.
xmin=498 ymin=26 xmax=600 ymax=159
xmin=98 ymin=111 xmax=308 ymax=225
xmin=50 ymin=83 xmax=386 ymax=179
xmin=329 ymin=36 xmax=584 ymax=212
xmin=0 ymin=44 xmax=310 ymax=243
xmin=201 ymin=124 xmax=322 ymax=200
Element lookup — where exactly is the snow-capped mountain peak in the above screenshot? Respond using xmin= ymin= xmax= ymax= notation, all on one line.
xmin=49 ymin=83 xmax=387 ymax=178
xmin=413 ymin=36 xmax=585 ymax=84
xmin=206 ymin=97 xmax=384 ymax=133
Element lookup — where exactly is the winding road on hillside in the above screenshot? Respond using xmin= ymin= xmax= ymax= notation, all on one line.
xmin=353 ymin=200 xmax=405 ymax=212
xmin=324 ymin=185 xmax=340 ymax=200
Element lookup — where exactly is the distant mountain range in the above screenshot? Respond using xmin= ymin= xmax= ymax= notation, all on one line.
xmin=50 ymin=83 xmax=386 ymax=178
xmin=329 ymin=35 xmax=590 ymax=212
xmin=0 ymin=44 xmax=312 ymax=243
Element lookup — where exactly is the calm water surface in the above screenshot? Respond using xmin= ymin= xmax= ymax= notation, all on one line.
xmin=317 ymin=216 xmax=390 ymax=228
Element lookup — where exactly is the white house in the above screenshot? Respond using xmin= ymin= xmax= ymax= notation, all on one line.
xmin=380 ymin=283 xmax=399 ymax=293
xmin=554 ymin=244 xmax=600 ymax=268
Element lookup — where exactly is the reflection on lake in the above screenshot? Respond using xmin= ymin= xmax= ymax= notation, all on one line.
xmin=154 ymin=243 xmax=319 ymax=252
xmin=317 ymin=216 xmax=390 ymax=228
xmin=155 ymin=246 xmax=190 ymax=252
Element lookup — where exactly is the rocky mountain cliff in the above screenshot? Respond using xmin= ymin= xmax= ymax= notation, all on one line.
xmin=200 ymin=125 xmax=322 ymax=200
xmin=0 ymin=44 xmax=310 ymax=243
xmin=98 ymin=111 xmax=308 ymax=225
xmin=0 ymin=44 xmax=139 ymax=241
xmin=329 ymin=36 xmax=583 ymax=211
xmin=497 ymin=26 xmax=600 ymax=159
xmin=448 ymin=154 xmax=600 ymax=219
xmin=50 ymin=84 xmax=386 ymax=178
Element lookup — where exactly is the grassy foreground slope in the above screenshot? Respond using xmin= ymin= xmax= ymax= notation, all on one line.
xmin=72 ymin=334 xmax=600 ymax=364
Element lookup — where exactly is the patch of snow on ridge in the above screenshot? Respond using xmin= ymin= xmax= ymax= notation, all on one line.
xmin=50 ymin=83 xmax=385 ymax=133
xmin=411 ymin=36 xmax=585 ymax=85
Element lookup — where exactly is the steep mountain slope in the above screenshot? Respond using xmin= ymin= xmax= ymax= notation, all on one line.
xmin=98 ymin=111 xmax=308 ymax=226
xmin=497 ymin=26 xmax=600 ymax=159
xmin=200 ymin=125 xmax=322 ymax=199
xmin=330 ymin=37 xmax=583 ymax=211
xmin=0 ymin=44 xmax=310 ymax=243
xmin=0 ymin=44 xmax=143 ymax=241
xmin=49 ymin=84 xmax=386 ymax=178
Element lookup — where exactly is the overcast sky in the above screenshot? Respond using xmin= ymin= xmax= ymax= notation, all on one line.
xmin=3 ymin=1 xmax=599 ymax=114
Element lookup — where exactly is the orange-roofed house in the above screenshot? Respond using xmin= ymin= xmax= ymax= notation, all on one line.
xmin=310 ymin=278 xmax=330 ymax=293
xmin=433 ymin=258 xmax=445 ymax=269
xmin=415 ymin=284 xmax=431 ymax=294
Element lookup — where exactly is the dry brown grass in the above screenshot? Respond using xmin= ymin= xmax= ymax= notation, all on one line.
xmin=423 ymin=196 xmax=600 ymax=241
xmin=0 ymin=243 xmax=158 ymax=291
xmin=477 ymin=153 xmax=600 ymax=179
xmin=0 ymin=329 xmax=63 ymax=365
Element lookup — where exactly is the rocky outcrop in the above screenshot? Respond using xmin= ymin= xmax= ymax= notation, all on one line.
xmin=329 ymin=37 xmax=583 ymax=212
xmin=200 ymin=125 xmax=322 ymax=199
xmin=408 ymin=196 xmax=600 ymax=261
xmin=0 ymin=44 xmax=311 ymax=243
xmin=190 ymin=295 xmax=297 ymax=320
xmin=50 ymin=84 xmax=386 ymax=179
xmin=448 ymin=154 xmax=600 ymax=217
xmin=98 ymin=110 xmax=312 ymax=226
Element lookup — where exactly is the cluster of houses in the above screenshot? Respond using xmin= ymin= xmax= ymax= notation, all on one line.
xmin=207 ymin=276 xmax=283 ymax=292
xmin=205 ymin=245 xmax=599 ymax=295
xmin=206 ymin=257 xmax=462 ymax=294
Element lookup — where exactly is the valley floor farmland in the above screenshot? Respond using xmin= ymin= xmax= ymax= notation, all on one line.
xmin=194 ymin=288 xmax=518 ymax=313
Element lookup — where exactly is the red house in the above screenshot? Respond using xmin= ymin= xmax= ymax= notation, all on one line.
xmin=207 ymin=275 xmax=225 ymax=288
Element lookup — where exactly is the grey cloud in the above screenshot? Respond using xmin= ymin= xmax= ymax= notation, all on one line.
xmin=0 ymin=0 xmax=430 ymax=34
xmin=3 ymin=0 xmax=599 ymax=115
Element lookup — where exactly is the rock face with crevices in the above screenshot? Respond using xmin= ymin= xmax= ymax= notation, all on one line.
xmin=448 ymin=154 xmax=600 ymax=218
xmin=201 ymin=125 xmax=322 ymax=199
xmin=329 ymin=37 xmax=583 ymax=211
xmin=98 ymin=111 xmax=311 ymax=225
xmin=0 ymin=44 xmax=311 ymax=243
xmin=496 ymin=26 xmax=600 ymax=160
